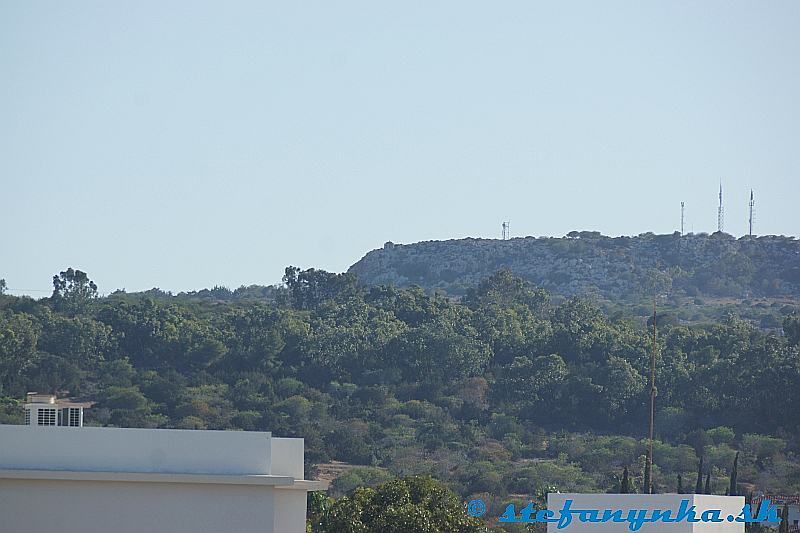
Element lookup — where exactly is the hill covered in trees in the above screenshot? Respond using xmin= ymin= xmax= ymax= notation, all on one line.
xmin=349 ymin=233 xmax=800 ymax=302
xmin=2 ymin=267 xmax=800 ymax=530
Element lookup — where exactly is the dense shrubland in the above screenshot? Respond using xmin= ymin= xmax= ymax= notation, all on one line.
xmin=1 ymin=267 xmax=799 ymax=530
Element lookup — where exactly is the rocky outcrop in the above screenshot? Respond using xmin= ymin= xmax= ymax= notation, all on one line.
xmin=348 ymin=232 xmax=800 ymax=300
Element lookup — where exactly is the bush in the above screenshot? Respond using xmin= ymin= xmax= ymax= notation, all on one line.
xmin=330 ymin=467 xmax=394 ymax=496
xmin=707 ymin=426 xmax=735 ymax=445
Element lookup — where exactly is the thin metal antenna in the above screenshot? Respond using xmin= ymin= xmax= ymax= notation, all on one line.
xmin=502 ymin=221 xmax=510 ymax=240
xmin=748 ymin=190 xmax=755 ymax=236
xmin=717 ymin=182 xmax=725 ymax=233
xmin=680 ymin=202 xmax=685 ymax=236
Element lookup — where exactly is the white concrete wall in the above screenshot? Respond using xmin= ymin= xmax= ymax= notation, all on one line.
xmin=547 ymin=494 xmax=745 ymax=532
xmin=0 ymin=425 xmax=319 ymax=533
xmin=273 ymin=488 xmax=310 ymax=533
xmin=789 ymin=504 xmax=800 ymax=528
xmin=0 ymin=425 xmax=272 ymax=475
xmin=0 ymin=478 xmax=277 ymax=533
xmin=270 ymin=437 xmax=305 ymax=478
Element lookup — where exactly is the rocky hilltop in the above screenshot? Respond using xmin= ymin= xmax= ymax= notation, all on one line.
xmin=348 ymin=232 xmax=800 ymax=300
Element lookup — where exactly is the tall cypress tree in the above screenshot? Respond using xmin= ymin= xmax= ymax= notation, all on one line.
xmin=620 ymin=467 xmax=631 ymax=494
xmin=677 ymin=474 xmax=684 ymax=494
xmin=704 ymin=472 xmax=711 ymax=495
xmin=779 ymin=503 xmax=789 ymax=533
xmin=744 ymin=492 xmax=756 ymax=533
xmin=729 ymin=452 xmax=739 ymax=497
xmin=695 ymin=456 xmax=704 ymax=493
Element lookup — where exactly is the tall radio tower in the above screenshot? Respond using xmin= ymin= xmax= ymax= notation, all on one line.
xmin=717 ymin=183 xmax=725 ymax=233
xmin=501 ymin=221 xmax=510 ymax=240
xmin=680 ymin=202 xmax=685 ymax=236
xmin=748 ymin=189 xmax=755 ymax=236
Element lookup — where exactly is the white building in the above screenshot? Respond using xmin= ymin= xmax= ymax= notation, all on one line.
xmin=0 ymin=421 xmax=326 ymax=533
xmin=23 ymin=392 xmax=89 ymax=427
xmin=547 ymin=493 xmax=746 ymax=532
xmin=752 ymin=495 xmax=800 ymax=531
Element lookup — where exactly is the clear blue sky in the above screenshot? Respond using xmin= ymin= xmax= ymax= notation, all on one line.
xmin=2 ymin=1 xmax=798 ymax=295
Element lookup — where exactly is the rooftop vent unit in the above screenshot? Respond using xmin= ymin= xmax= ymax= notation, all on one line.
xmin=23 ymin=393 xmax=89 ymax=428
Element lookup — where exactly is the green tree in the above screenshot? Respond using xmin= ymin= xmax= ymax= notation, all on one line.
xmin=98 ymin=299 xmax=226 ymax=370
xmin=464 ymin=269 xmax=548 ymax=313
xmin=783 ymin=315 xmax=800 ymax=347
xmin=695 ymin=456 xmax=704 ymax=494
xmin=387 ymin=322 xmax=490 ymax=384
xmin=619 ymin=466 xmax=631 ymax=493
xmin=51 ymin=268 xmax=98 ymax=313
xmin=97 ymin=386 xmax=166 ymax=428
xmin=224 ymin=306 xmax=288 ymax=373
xmin=330 ymin=467 xmax=394 ymax=497
xmin=37 ymin=312 xmax=114 ymax=367
xmin=779 ymin=504 xmax=789 ymax=533
xmin=283 ymin=267 xmax=360 ymax=310
xmin=308 ymin=491 xmax=332 ymax=532
xmin=729 ymin=451 xmax=739 ymax=496
xmin=301 ymin=299 xmax=405 ymax=384
xmin=495 ymin=354 xmax=567 ymax=417
xmin=0 ymin=313 xmax=40 ymax=394
xmin=597 ymin=356 xmax=646 ymax=417
xmin=315 ymin=476 xmax=487 ymax=533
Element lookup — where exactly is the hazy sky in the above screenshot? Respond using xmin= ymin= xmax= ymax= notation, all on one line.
xmin=2 ymin=1 xmax=798 ymax=295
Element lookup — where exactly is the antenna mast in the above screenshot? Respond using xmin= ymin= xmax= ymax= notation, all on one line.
xmin=502 ymin=221 xmax=510 ymax=240
xmin=717 ymin=183 xmax=724 ymax=233
xmin=680 ymin=202 xmax=685 ymax=236
xmin=748 ymin=190 xmax=755 ymax=236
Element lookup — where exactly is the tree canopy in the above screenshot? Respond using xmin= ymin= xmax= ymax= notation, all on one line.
xmin=1 ymin=266 xmax=799 ymax=528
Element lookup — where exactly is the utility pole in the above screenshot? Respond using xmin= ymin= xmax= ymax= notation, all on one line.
xmin=644 ymin=293 xmax=658 ymax=494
